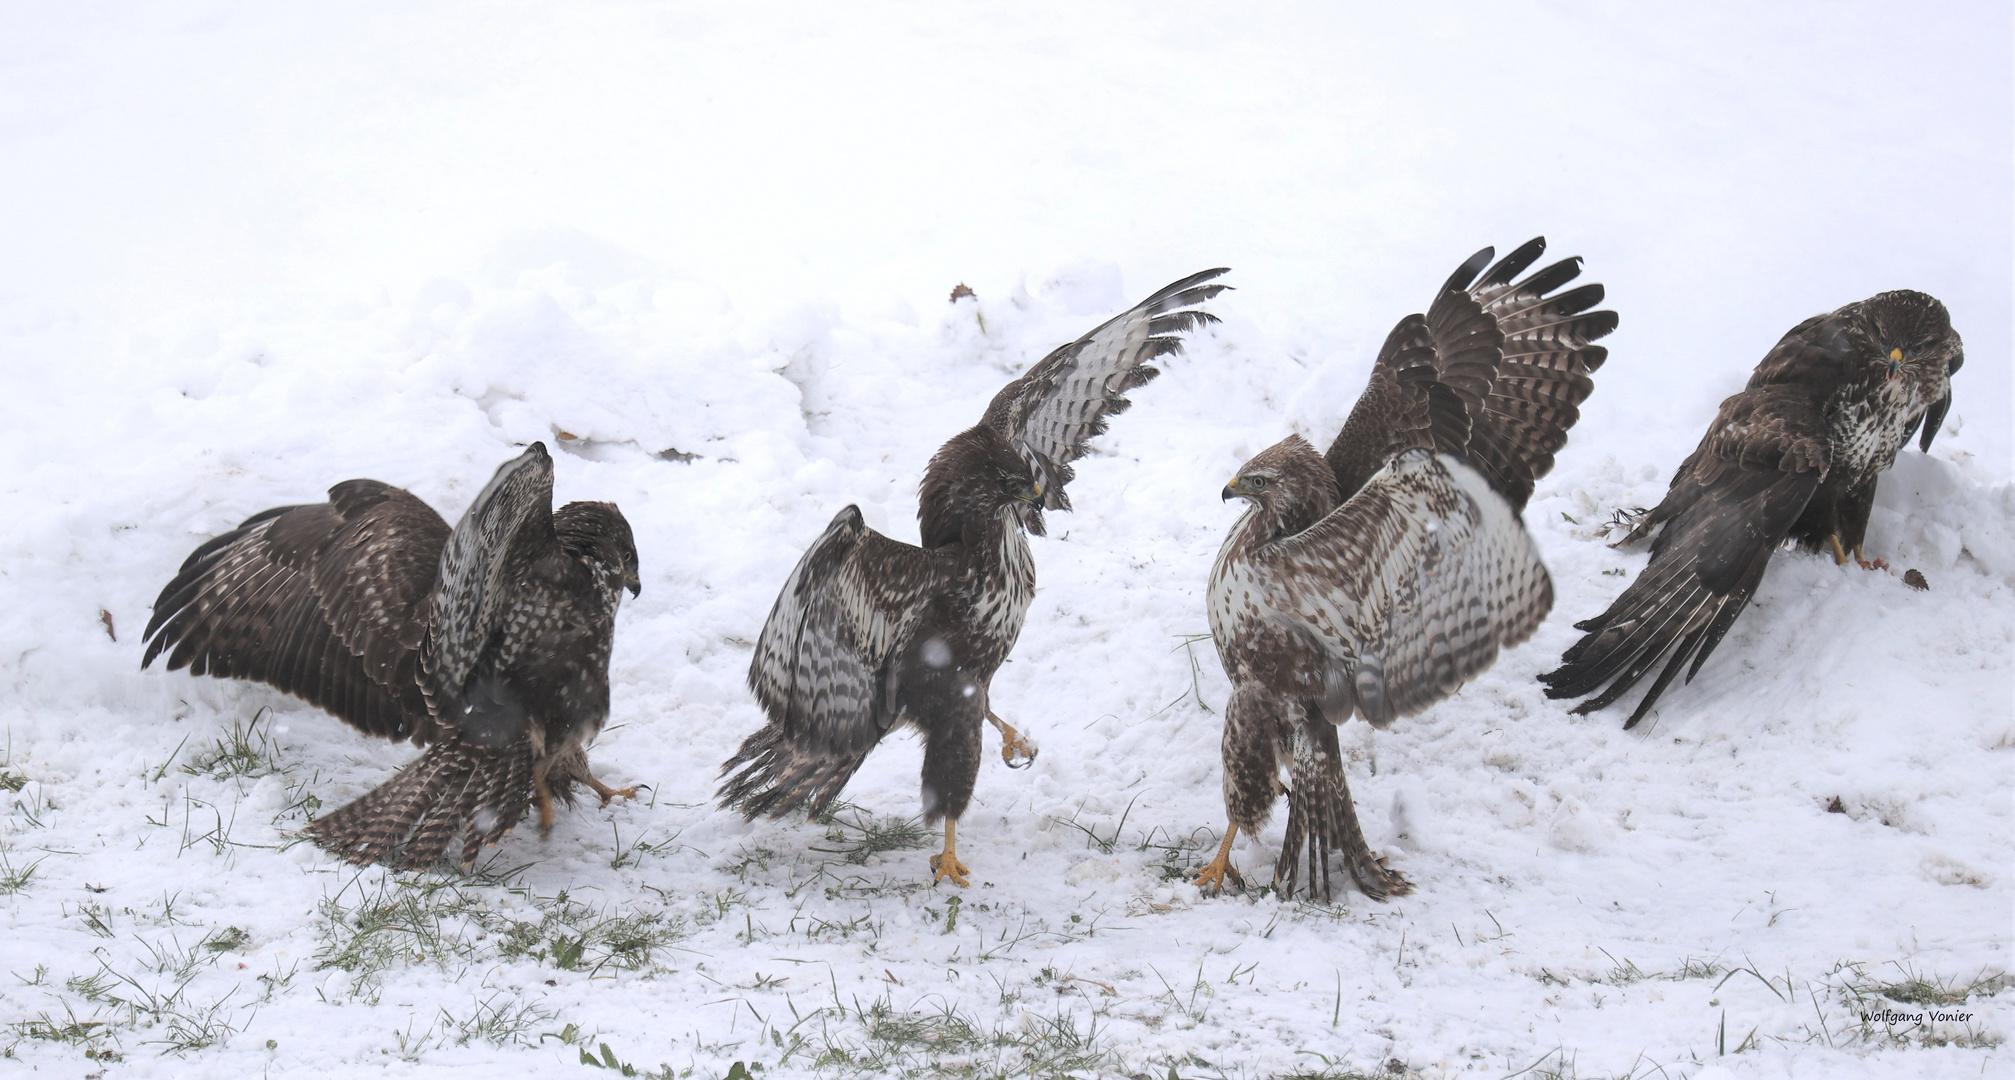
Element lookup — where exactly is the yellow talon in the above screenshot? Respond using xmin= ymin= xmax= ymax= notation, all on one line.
xmin=987 ymin=710 xmax=1038 ymax=769
xmin=930 ymin=820 xmax=971 ymax=888
xmin=535 ymin=772 xmax=556 ymax=839
xmin=1830 ymin=534 xmax=1888 ymax=571
xmin=1192 ymin=824 xmax=1242 ymax=894
xmin=585 ymin=774 xmax=639 ymax=807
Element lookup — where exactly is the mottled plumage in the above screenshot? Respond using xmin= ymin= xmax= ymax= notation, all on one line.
xmin=1542 ymin=291 xmax=1962 ymax=727
xmin=143 ymin=444 xmax=642 ymax=868
xmin=1199 ymin=239 xmax=1612 ymax=900
xmin=722 ymin=268 xmax=1230 ymax=885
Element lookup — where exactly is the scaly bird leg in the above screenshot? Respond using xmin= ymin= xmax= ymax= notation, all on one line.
xmin=583 ymin=772 xmax=639 ymax=807
xmin=929 ymin=819 xmax=971 ymax=888
xmin=535 ymin=771 xmax=556 ymax=840
xmin=986 ymin=710 xmax=1039 ymax=769
xmin=1828 ymin=534 xmax=1888 ymax=571
xmin=1192 ymin=824 xmax=1243 ymax=894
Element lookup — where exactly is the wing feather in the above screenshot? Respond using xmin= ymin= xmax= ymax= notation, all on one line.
xmin=1326 ymin=239 xmax=1616 ymax=510
xmin=981 ymin=268 xmax=1229 ymax=512
xmin=1541 ymin=423 xmax=1822 ymax=726
xmin=421 ymin=443 xmax=557 ymax=726
xmin=1245 ymin=452 xmax=1553 ymax=729
xmin=724 ymin=506 xmax=955 ymax=819
xmin=141 ymin=482 xmax=449 ymax=742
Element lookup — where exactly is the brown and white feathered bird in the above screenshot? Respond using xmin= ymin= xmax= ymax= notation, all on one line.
xmin=1200 ymin=238 xmax=1614 ymax=900
xmin=1542 ymin=290 xmax=1962 ymax=727
xmin=142 ymin=444 xmax=642 ymax=869
xmin=720 ymin=268 xmax=1230 ymax=886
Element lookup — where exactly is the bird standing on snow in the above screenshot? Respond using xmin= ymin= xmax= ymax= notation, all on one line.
xmin=720 ymin=269 xmax=1230 ymax=887
xmin=1542 ymin=291 xmax=1962 ymax=727
xmin=1203 ymin=239 xmax=1615 ymax=900
xmin=143 ymin=443 xmax=642 ymax=869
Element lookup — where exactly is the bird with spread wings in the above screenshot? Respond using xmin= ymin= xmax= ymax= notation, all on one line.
xmin=1542 ymin=290 xmax=1961 ymax=727
xmin=142 ymin=444 xmax=642 ymax=869
xmin=1202 ymin=238 xmax=1615 ymax=900
xmin=720 ymin=269 xmax=1230 ymax=886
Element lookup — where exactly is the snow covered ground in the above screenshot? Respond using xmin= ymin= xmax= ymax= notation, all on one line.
xmin=0 ymin=3 xmax=2009 ymax=1077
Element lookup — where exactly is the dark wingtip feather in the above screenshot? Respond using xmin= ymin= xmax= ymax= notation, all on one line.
xmin=1441 ymin=247 xmax=1495 ymax=295
xmin=1479 ymin=237 xmax=1547 ymax=289
xmin=1143 ymin=267 xmax=1233 ymax=310
xmin=1519 ymin=257 xmax=1585 ymax=300
xmin=1918 ymin=392 xmax=1952 ymax=453
xmin=1147 ymin=309 xmax=1222 ymax=338
xmin=1547 ymin=282 xmax=1607 ymax=319
xmin=1580 ymin=310 xmax=1620 ymax=344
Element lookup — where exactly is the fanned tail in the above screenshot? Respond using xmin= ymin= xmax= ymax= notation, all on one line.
xmin=1274 ymin=719 xmax=1412 ymax=902
xmin=307 ymin=735 xmax=535 ymax=869
xmin=716 ymin=725 xmax=875 ymax=822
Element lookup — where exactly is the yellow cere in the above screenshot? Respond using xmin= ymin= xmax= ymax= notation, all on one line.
xmin=1890 ymin=348 xmax=1903 ymax=360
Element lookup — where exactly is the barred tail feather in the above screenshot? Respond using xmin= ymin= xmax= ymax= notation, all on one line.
xmin=306 ymin=736 xmax=535 ymax=870
xmin=1274 ymin=720 xmax=1411 ymax=902
xmin=1542 ymin=463 xmax=1816 ymax=728
xmin=716 ymin=725 xmax=874 ymax=822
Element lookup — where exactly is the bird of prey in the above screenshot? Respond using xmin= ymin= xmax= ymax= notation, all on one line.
xmin=1201 ymin=238 xmax=1615 ymax=900
xmin=1542 ymin=291 xmax=1962 ymax=727
xmin=142 ymin=444 xmax=642 ymax=869
xmin=721 ymin=268 xmax=1231 ymax=886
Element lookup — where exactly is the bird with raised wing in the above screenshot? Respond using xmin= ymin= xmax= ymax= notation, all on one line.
xmin=1201 ymin=238 xmax=1614 ymax=900
xmin=143 ymin=444 xmax=642 ymax=869
xmin=720 ymin=268 xmax=1231 ymax=886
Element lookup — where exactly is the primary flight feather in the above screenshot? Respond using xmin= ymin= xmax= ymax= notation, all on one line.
xmin=721 ymin=269 xmax=1230 ymax=887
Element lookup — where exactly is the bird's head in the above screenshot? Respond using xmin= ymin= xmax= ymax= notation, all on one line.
xmin=555 ymin=500 xmax=642 ymax=602
xmin=1222 ymin=434 xmax=1340 ymax=539
xmin=1861 ymin=290 xmax=1963 ymax=386
xmin=920 ymin=425 xmax=1045 ymax=546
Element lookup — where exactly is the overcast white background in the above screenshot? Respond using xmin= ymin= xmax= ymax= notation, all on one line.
xmin=0 ymin=3 xmax=2008 ymax=1078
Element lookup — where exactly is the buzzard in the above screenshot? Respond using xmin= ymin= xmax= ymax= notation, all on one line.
xmin=1202 ymin=238 xmax=1615 ymax=900
xmin=720 ymin=268 xmax=1231 ymax=886
xmin=142 ymin=444 xmax=642 ymax=869
xmin=1542 ymin=291 xmax=1962 ymax=727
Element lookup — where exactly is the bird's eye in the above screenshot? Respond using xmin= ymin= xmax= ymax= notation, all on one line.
xmin=1246 ymin=476 xmax=1269 ymax=490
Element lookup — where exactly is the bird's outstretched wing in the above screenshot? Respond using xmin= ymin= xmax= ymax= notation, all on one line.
xmin=1541 ymin=383 xmax=1829 ymax=727
xmin=420 ymin=443 xmax=558 ymax=734
xmin=141 ymin=480 xmax=450 ymax=743
xmin=724 ymin=505 xmax=955 ymax=819
xmin=1236 ymin=451 xmax=1553 ymax=728
xmin=1326 ymin=239 xmax=1616 ymax=509
xmin=981 ymin=268 xmax=1230 ymax=525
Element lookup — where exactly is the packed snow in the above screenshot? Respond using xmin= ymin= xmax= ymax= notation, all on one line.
xmin=0 ymin=3 xmax=2008 ymax=1078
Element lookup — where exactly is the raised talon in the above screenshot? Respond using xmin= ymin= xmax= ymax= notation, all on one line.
xmin=1001 ymin=732 xmax=1038 ymax=769
xmin=987 ymin=710 xmax=1039 ymax=769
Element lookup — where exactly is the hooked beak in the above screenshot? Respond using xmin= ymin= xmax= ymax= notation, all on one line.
xmin=626 ymin=573 xmax=642 ymax=598
xmin=1885 ymin=348 xmax=1903 ymax=380
xmin=1016 ymin=479 xmax=1044 ymax=505
xmin=1221 ymin=477 xmax=1244 ymax=502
